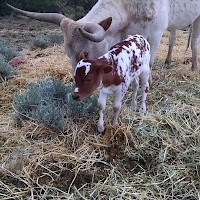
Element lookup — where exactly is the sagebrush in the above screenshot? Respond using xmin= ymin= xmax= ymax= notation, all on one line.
xmin=31 ymin=33 xmax=63 ymax=49
xmin=0 ymin=55 xmax=17 ymax=81
xmin=0 ymin=38 xmax=20 ymax=61
xmin=12 ymin=78 xmax=98 ymax=131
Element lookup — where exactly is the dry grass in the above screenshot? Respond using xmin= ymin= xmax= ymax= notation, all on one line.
xmin=0 ymin=18 xmax=200 ymax=199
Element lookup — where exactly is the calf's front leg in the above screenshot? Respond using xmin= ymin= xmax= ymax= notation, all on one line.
xmin=97 ymin=91 xmax=107 ymax=132
xmin=112 ymin=86 xmax=125 ymax=126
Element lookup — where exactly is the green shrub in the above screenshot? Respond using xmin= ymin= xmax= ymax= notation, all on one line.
xmin=31 ymin=35 xmax=51 ymax=49
xmin=0 ymin=38 xmax=20 ymax=62
xmin=2 ymin=0 xmax=97 ymax=18
xmin=0 ymin=55 xmax=17 ymax=81
xmin=48 ymin=32 xmax=63 ymax=45
xmin=12 ymin=79 xmax=98 ymax=131
xmin=31 ymin=33 xmax=63 ymax=50
xmin=61 ymin=5 xmax=85 ymax=19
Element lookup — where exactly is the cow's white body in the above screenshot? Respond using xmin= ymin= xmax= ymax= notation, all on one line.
xmin=76 ymin=0 xmax=200 ymax=71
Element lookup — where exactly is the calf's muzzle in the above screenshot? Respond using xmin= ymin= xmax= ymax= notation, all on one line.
xmin=72 ymin=93 xmax=80 ymax=101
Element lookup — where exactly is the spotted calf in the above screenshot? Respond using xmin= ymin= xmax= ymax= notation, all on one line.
xmin=72 ymin=35 xmax=151 ymax=132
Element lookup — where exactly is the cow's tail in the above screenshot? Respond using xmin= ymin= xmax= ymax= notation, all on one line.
xmin=186 ymin=24 xmax=193 ymax=52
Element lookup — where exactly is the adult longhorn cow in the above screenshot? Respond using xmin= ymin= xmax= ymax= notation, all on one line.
xmin=7 ymin=0 xmax=200 ymax=72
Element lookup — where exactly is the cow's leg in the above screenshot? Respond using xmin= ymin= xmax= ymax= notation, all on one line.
xmin=139 ymin=69 xmax=150 ymax=113
xmin=97 ymin=90 xmax=107 ymax=132
xmin=165 ymin=29 xmax=176 ymax=65
xmin=191 ymin=16 xmax=200 ymax=71
xmin=131 ymin=77 xmax=139 ymax=111
xmin=149 ymin=32 xmax=164 ymax=68
xmin=148 ymin=31 xmax=165 ymax=84
xmin=112 ymin=88 xmax=124 ymax=126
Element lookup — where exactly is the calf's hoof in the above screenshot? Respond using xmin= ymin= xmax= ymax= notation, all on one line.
xmin=97 ymin=123 xmax=105 ymax=133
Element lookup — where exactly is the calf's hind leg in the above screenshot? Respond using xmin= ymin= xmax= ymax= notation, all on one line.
xmin=131 ymin=77 xmax=139 ymax=111
xmin=139 ymin=70 xmax=150 ymax=113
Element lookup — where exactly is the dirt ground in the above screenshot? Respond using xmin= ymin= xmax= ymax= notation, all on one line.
xmin=0 ymin=16 xmax=60 ymax=49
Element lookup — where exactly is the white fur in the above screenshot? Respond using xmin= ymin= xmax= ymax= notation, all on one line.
xmin=74 ymin=87 xmax=79 ymax=93
xmin=76 ymin=60 xmax=91 ymax=76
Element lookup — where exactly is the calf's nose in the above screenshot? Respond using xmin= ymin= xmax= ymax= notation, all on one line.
xmin=72 ymin=93 xmax=80 ymax=101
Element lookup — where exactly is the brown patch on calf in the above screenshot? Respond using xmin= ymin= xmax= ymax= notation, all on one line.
xmin=102 ymin=70 xmax=123 ymax=87
xmin=110 ymin=40 xmax=132 ymax=56
xmin=131 ymin=37 xmax=145 ymax=53
xmin=131 ymin=54 xmax=139 ymax=72
xmin=113 ymin=73 xmax=124 ymax=85
xmin=101 ymin=58 xmax=124 ymax=87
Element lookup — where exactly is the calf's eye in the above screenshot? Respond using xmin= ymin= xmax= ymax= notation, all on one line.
xmin=85 ymin=78 xmax=92 ymax=82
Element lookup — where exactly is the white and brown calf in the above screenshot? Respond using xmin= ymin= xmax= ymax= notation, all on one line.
xmin=72 ymin=35 xmax=151 ymax=132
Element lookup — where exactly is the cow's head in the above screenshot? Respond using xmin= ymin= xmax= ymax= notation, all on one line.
xmin=72 ymin=53 xmax=113 ymax=101
xmin=7 ymin=4 xmax=112 ymax=73
xmin=61 ymin=17 xmax=112 ymax=74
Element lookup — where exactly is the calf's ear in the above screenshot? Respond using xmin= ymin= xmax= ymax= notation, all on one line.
xmin=101 ymin=65 xmax=113 ymax=74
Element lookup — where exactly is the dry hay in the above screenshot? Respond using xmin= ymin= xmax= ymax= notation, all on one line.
xmin=0 ymin=18 xmax=200 ymax=199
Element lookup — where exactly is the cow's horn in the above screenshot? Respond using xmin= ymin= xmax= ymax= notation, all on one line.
xmin=79 ymin=23 xmax=105 ymax=42
xmin=7 ymin=4 xmax=66 ymax=25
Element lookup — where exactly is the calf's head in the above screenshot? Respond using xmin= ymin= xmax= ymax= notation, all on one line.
xmin=72 ymin=54 xmax=113 ymax=101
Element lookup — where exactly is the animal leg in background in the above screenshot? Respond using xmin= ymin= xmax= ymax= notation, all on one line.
xmin=191 ymin=16 xmax=200 ymax=71
xmin=148 ymin=31 xmax=165 ymax=84
xmin=165 ymin=29 xmax=176 ymax=65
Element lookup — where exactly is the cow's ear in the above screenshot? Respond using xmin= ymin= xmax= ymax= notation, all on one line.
xmin=101 ymin=65 xmax=113 ymax=74
xmin=79 ymin=51 xmax=86 ymax=61
xmin=98 ymin=17 xmax=112 ymax=31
